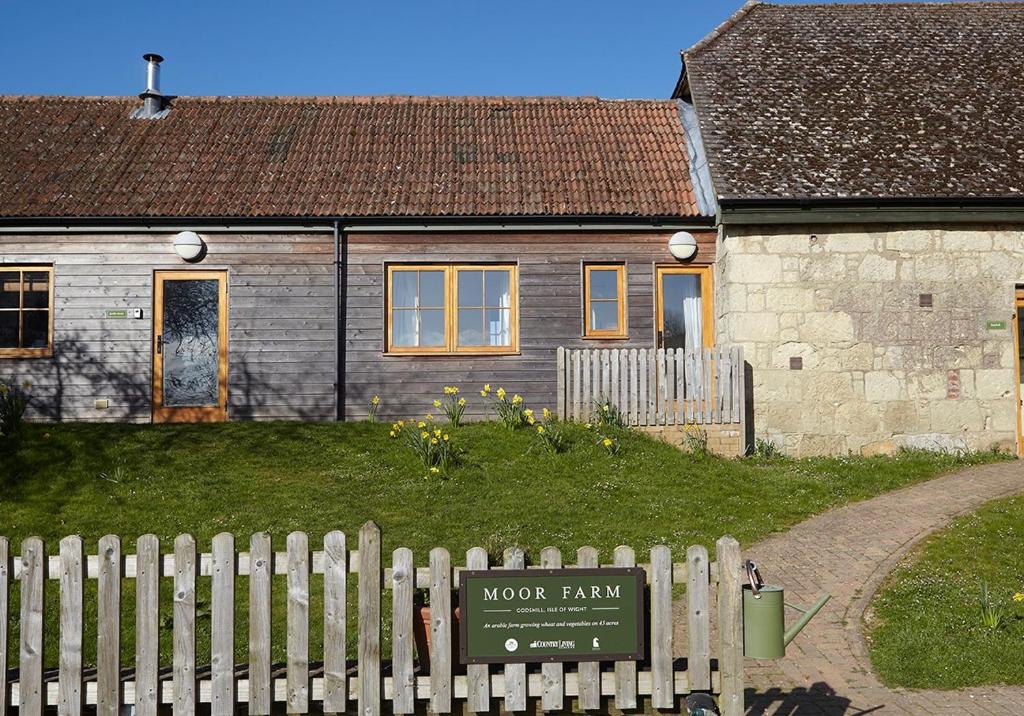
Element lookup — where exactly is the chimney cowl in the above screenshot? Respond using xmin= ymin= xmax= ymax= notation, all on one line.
xmin=133 ymin=53 xmax=170 ymax=120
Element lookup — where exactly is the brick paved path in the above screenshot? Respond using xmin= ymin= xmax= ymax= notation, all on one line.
xmin=713 ymin=460 xmax=1023 ymax=715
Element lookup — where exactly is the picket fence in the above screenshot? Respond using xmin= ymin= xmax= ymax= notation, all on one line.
xmin=0 ymin=524 xmax=745 ymax=716
xmin=556 ymin=346 xmax=746 ymax=428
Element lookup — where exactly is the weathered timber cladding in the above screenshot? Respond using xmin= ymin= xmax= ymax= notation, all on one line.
xmin=1 ymin=228 xmax=715 ymax=422
xmin=1 ymin=232 xmax=335 ymax=421
xmin=343 ymin=230 xmax=715 ymax=420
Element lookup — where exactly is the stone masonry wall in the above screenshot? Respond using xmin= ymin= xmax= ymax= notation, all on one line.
xmin=716 ymin=224 xmax=1022 ymax=456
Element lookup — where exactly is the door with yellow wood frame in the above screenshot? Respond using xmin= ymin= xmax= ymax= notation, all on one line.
xmin=153 ymin=271 xmax=228 ymax=423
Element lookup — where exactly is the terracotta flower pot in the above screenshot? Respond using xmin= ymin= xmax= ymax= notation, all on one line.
xmin=413 ymin=604 xmax=463 ymax=674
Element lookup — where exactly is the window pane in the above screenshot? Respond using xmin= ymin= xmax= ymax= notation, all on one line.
xmin=484 ymin=269 xmax=511 ymax=308
xmin=392 ymin=310 xmax=417 ymax=347
xmin=23 ymin=272 xmax=50 ymax=309
xmin=420 ymin=309 xmax=446 ymax=346
xmin=457 ymin=270 xmax=484 ymax=308
xmin=22 ymin=311 xmax=49 ymax=349
xmin=661 ymin=274 xmax=703 ymax=350
xmin=0 ymin=312 xmax=17 ymax=347
xmin=419 ymin=271 xmax=445 ymax=308
xmin=162 ymin=279 xmax=220 ymax=407
xmin=392 ymin=272 xmax=417 ymax=308
xmin=589 ymin=269 xmax=619 ymax=300
xmin=485 ymin=308 xmax=511 ymax=346
xmin=457 ymin=308 xmax=484 ymax=346
xmin=0 ymin=272 xmax=19 ymax=309
xmin=590 ymin=301 xmax=619 ymax=332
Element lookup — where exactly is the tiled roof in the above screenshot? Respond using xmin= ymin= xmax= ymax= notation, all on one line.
xmin=0 ymin=95 xmax=708 ymax=219
xmin=681 ymin=1 xmax=1024 ymax=203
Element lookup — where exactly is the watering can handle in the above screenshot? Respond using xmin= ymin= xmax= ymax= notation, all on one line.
xmin=745 ymin=560 xmax=764 ymax=598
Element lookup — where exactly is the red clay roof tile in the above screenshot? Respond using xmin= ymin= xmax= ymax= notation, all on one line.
xmin=0 ymin=95 xmax=705 ymax=219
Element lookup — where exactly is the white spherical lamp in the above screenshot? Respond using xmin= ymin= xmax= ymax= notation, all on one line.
xmin=172 ymin=231 xmax=206 ymax=262
xmin=668 ymin=231 xmax=698 ymax=261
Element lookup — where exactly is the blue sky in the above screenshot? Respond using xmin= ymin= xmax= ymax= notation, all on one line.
xmin=3 ymin=1 xmax=826 ymax=98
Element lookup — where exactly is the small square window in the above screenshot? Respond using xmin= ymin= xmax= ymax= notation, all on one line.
xmin=583 ymin=264 xmax=627 ymax=338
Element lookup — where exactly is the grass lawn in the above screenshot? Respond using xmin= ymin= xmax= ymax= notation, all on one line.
xmin=868 ymin=493 xmax=1024 ymax=689
xmin=0 ymin=420 xmax=1008 ymax=668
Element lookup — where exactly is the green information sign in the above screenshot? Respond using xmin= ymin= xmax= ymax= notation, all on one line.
xmin=105 ymin=309 xmax=128 ymax=319
xmin=986 ymin=320 xmax=1007 ymax=330
xmin=458 ymin=568 xmax=645 ymax=664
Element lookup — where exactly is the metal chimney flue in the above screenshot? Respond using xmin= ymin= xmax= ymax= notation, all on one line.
xmin=135 ymin=53 xmax=168 ymax=119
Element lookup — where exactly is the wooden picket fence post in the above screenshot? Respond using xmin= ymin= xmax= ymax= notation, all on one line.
xmin=1 ymin=527 xmax=745 ymax=714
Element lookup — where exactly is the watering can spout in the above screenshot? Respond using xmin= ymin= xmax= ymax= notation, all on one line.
xmin=782 ymin=593 xmax=831 ymax=647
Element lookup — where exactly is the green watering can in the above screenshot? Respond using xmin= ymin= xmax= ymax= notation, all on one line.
xmin=742 ymin=560 xmax=831 ymax=659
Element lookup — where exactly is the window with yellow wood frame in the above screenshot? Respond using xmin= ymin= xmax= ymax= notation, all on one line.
xmin=583 ymin=263 xmax=627 ymax=338
xmin=0 ymin=266 xmax=53 ymax=358
xmin=386 ymin=264 xmax=518 ymax=354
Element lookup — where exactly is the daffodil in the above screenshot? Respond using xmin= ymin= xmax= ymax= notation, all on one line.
xmin=1014 ymin=592 xmax=1024 ymax=603
xmin=496 ymin=387 xmax=506 ymax=399
xmin=543 ymin=407 xmax=551 ymax=419
xmin=483 ymin=384 xmax=491 ymax=392
xmin=602 ymin=438 xmax=613 ymax=447
xmin=458 ymin=397 xmax=466 ymax=406
xmin=584 ymin=423 xmax=592 ymax=429
xmin=371 ymin=395 xmax=381 ymax=405
xmin=524 ymin=409 xmax=534 ymax=417
xmin=433 ymin=399 xmax=442 ymax=408
xmin=389 ymin=430 xmax=396 ymax=438
xmin=431 ymin=438 xmax=439 ymax=445
xmin=434 ymin=429 xmax=442 ymax=437
xmin=537 ymin=425 xmax=546 ymax=434
xmin=512 ymin=394 xmax=523 ymax=405
xmin=417 ymin=421 xmax=426 ymax=429
xmin=480 ymin=390 xmax=488 ymax=397
xmin=527 ymin=416 xmax=536 ymax=425
xmin=430 ymin=466 xmax=440 ymax=474
xmin=602 ymin=404 xmax=610 ymax=412
xmin=421 ymin=431 xmax=429 ymax=438
xmin=426 ymin=413 xmax=434 ymax=421
xmin=443 ymin=434 xmax=450 ymax=441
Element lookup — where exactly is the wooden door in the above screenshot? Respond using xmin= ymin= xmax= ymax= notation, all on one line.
xmin=153 ymin=271 xmax=228 ymax=423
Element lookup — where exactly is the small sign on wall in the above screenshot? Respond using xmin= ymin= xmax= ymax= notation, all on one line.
xmin=986 ymin=320 xmax=1007 ymax=330
xmin=105 ymin=309 xmax=128 ymax=318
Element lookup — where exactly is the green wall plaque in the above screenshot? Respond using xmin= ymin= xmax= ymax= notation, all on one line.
xmin=458 ymin=568 xmax=645 ymax=664
xmin=986 ymin=320 xmax=1007 ymax=330
xmin=105 ymin=309 xmax=128 ymax=319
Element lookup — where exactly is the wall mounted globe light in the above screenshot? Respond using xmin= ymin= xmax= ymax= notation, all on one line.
xmin=172 ymin=231 xmax=206 ymax=262
xmin=667 ymin=231 xmax=698 ymax=261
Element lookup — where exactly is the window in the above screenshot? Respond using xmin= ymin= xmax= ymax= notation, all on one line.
xmin=386 ymin=264 xmax=518 ymax=354
xmin=0 ymin=266 xmax=53 ymax=357
xmin=583 ymin=263 xmax=626 ymax=338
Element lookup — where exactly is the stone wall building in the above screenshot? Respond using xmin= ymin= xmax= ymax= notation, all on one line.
xmin=678 ymin=2 xmax=1024 ymax=455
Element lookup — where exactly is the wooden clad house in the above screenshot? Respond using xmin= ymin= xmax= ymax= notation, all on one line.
xmin=0 ymin=70 xmax=717 ymax=423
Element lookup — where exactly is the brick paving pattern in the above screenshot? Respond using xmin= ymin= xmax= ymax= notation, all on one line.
xmin=708 ymin=460 xmax=1023 ymax=714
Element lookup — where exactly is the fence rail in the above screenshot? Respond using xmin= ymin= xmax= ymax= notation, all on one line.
xmin=0 ymin=526 xmax=745 ymax=716
xmin=557 ymin=346 xmax=745 ymax=429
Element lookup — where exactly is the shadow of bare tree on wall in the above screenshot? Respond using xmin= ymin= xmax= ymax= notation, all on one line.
xmin=3 ymin=331 xmax=334 ymax=423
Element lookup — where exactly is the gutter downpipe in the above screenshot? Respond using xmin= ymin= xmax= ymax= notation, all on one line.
xmin=333 ymin=220 xmax=342 ymax=421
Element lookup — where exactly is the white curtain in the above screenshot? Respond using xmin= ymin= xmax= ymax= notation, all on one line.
xmin=680 ymin=277 xmax=703 ymax=351
xmin=679 ymin=277 xmax=703 ymax=400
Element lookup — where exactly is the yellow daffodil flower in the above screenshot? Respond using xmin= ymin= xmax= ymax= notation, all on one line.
xmin=430 ymin=466 xmax=440 ymax=474
xmin=527 ymin=416 xmax=536 ymax=425
xmin=371 ymin=395 xmax=380 ymax=405
xmin=543 ymin=407 xmax=551 ymax=418
xmin=512 ymin=394 xmax=523 ymax=404
xmin=431 ymin=438 xmax=439 ymax=445
xmin=389 ymin=430 xmax=396 ymax=438
xmin=417 ymin=421 xmax=426 ymax=428
xmin=421 ymin=431 xmax=429 ymax=438
xmin=1014 ymin=592 xmax=1024 ymax=603
xmin=458 ymin=397 xmax=466 ymax=406
xmin=602 ymin=438 xmax=613 ymax=447
xmin=433 ymin=399 xmax=442 ymax=408
xmin=524 ymin=408 xmax=533 ymax=417
xmin=434 ymin=429 xmax=442 ymax=437
xmin=496 ymin=387 xmax=506 ymax=399
xmin=443 ymin=434 xmax=450 ymax=441
xmin=537 ymin=425 xmax=545 ymax=434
